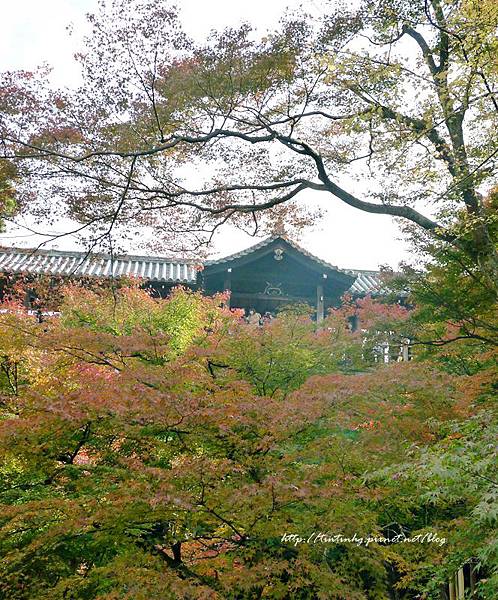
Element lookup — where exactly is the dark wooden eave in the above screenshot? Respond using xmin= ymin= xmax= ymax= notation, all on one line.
xmin=204 ymin=235 xmax=355 ymax=287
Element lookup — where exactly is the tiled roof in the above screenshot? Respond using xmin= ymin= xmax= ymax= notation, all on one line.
xmin=346 ymin=270 xmax=383 ymax=295
xmin=0 ymin=247 xmax=198 ymax=284
xmin=0 ymin=241 xmax=383 ymax=294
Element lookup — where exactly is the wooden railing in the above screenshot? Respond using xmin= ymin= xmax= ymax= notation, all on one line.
xmin=444 ymin=562 xmax=479 ymax=599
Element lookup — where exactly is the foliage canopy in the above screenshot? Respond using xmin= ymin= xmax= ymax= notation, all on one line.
xmin=0 ymin=283 xmax=496 ymax=599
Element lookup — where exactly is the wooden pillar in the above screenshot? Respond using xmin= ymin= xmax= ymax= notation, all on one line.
xmin=24 ymin=288 xmax=31 ymax=309
xmin=223 ymin=268 xmax=232 ymax=308
xmin=456 ymin=568 xmax=465 ymax=600
xmin=316 ymin=283 xmax=324 ymax=323
xmin=470 ymin=562 xmax=477 ymax=596
xmin=448 ymin=578 xmax=456 ymax=600
xmin=197 ymin=268 xmax=205 ymax=294
xmin=401 ymin=337 xmax=410 ymax=361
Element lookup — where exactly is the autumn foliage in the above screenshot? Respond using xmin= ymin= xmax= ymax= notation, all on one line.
xmin=0 ymin=283 xmax=496 ymax=599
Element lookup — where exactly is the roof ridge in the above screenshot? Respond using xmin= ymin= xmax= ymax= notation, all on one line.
xmin=204 ymin=235 xmax=352 ymax=274
xmin=204 ymin=235 xmax=278 ymax=265
xmin=0 ymin=246 xmax=199 ymax=264
xmin=344 ymin=268 xmax=381 ymax=275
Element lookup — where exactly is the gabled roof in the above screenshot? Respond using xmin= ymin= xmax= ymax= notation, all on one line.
xmin=205 ymin=235 xmax=345 ymax=272
xmin=0 ymin=247 xmax=199 ymax=284
xmin=204 ymin=235 xmax=356 ymax=285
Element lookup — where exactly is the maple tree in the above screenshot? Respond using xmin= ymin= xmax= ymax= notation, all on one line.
xmin=0 ymin=282 xmax=496 ymax=599
xmin=0 ymin=0 xmax=496 ymax=272
xmin=210 ymin=309 xmax=366 ymax=399
xmin=379 ymin=186 xmax=498 ymax=374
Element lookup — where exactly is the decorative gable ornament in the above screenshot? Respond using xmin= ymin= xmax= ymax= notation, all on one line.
xmin=273 ymin=247 xmax=284 ymax=261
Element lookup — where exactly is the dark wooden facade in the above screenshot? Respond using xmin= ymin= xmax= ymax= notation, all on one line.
xmin=202 ymin=237 xmax=355 ymax=320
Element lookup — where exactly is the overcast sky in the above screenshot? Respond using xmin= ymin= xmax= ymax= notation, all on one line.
xmin=1 ymin=0 xmax=411 ymax=270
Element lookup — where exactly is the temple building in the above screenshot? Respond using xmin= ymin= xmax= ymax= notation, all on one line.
xmin=0 ymin=235 xmax=382 ymax=321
